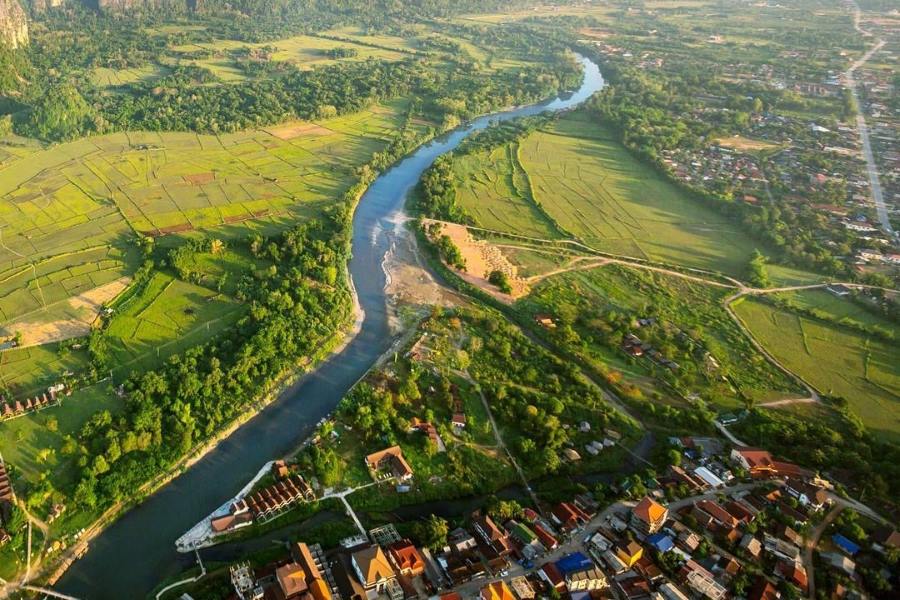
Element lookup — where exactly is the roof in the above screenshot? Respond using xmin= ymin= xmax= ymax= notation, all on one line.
xmin=388 ymin=539 xmax=425 ymax=573
xmin=633 ymin=496 xmax=667 ymax=524
xmin=481 ymin=581 xmax=516 ymax=600
xmin=620 ymin=540 xmax=643 ymax=557
xmin=365 ymin=446 xmax=413 ymax=478
xmin=748 ymin=577 xmax=779 ymax=600
xmin=647 ymin=533 xmax=675 ymax=552
xmin=352 ymin=545 xmax=395 ymax=586
xmin=695 ymin=500 xmax=739 ymax=529
xmin=734 ymin=447 xmax=775 ymax=470
xmin=555 ymin=552 xmax=594 ymax=575
xmin=831 ymin=534 xmax=860 ymax=555
xmin=276 ymin=563 xmax=309 ymax=598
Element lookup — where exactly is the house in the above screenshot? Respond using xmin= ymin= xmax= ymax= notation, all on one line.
xmin=472 ymin=512 xmax=512 ymax=556
xmin=614 ymin=576 xmax=652 ymax=600
xmin=365 ymin=447 xmax=413 ymax=481
xmin=533 ymin=314 xmax=557 ymax=329
xmin=873 ymin=528 xmax=900 ymax=550
xmin=776 ymin=525 xmax=802 ymax=547
xmin=447 ymin=527 xmax=478 ymax=553
xmin=616 ymin=541 xmax=644 ymax=567
xmin=387 ymin=539 xmax=425 ymax=577
xmin=658 ymin=583 xmax=691 ymax=600
xmin=551 ymin=502 xmax=590 ymax=532
xmin=555 ymin=552 xmax=607 ymax=591
xmin=631 ymin=497 xmax=668 ymax=535
xmin=731 ymin=447 xmax=777 ymax=476
xmin=679 ymin=560 xmax=727 ymax=600
xmin=276 ymin=562 xmax=313 ymax=600
xmin=451 ymin=413 xmax=466 ymax=429
xmin=646 ymin=532 xmax=674 ymax=553
xmin=784 ymin=479 xmax=830 ymax=509
xmin=764 ymin=534 xmax=800 ymax=561
xmin=694 ymin=500 xmax=739 ymax=530
xmin=481 ymin=581 xmax=516 ymax=600
xmin=533 ymin=523 xmax=558 ymax=551
xmin=290 ymin=543 xmax=334 ymax=600
xmin=351 ymin=546 xmax=397 ymax=597
xmin=740 ymin=534 xmax=762 ymax=559
xmin=0 ymin=461 xmax=14 ymax=504
xmin=508 ymin=576 xmax=535 ymax=600
xmin=776 ymin=560 xmax=808 ymax=592
xmin=823 ymin=552 xmax=855 ymax=575
xmin=831 ymin=534 xmax=860 ymax=556
xmin=747 ymin=577 xmax=780 ymax=600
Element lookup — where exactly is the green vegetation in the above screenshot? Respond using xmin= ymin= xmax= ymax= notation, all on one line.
xmin=519 ymin=264 xmax=801 ymax=410
xmin=732 ymin=297 xmax=900 ymax=442
xmin=422 ymin=110 xmax=770 ymax=278
xmin=294 ymin=307 xmax=637 ymax=514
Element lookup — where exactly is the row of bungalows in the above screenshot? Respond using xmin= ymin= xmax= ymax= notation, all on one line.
xmin=0 ymin=390 xmax=59 ymax=421
xmin=246 ymin=475 xmax=316 ymax=522
xmin=0 ymin=461 xmax=13 ymax=547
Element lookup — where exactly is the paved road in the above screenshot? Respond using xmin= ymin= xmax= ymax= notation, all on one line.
xmin=846 ymin=2 xmax=893 ymax=237
xmin=804 ymin=504 xmax=842 ymax=600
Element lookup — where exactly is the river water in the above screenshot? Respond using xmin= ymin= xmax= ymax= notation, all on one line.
xmin=57 ymin=55 xmax=604 ymax=599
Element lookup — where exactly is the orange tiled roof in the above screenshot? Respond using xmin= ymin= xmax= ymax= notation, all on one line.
xmin=481 ymin=581 xmax=516 ymax=600
xmin=633 ymin=496 xmax=667 ymax=524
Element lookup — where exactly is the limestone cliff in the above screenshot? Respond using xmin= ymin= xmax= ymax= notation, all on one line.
xmin=30 ymin=0 xmax=66 ymax=12
xmin=0 ymin=0 xmax=27 ymax=49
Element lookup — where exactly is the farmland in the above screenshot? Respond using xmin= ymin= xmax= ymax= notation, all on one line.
xmin=732 ymin=297 xmax=900 ymax=443
xmin=0 ymin=100 xmax=421 ymax=368
xmin=518 ymin=113 xmax=761 ymax=276
xmin=451 ymin=111 xmax=765 ymax=278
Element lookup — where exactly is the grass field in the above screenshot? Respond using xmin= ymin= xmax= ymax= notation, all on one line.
xmin=0 ymin=383 xmax=124 ymax=487
xmin=519 ymin=264 xmax=802 ymax=408
xmin=0 ymin=100 xmax=420 ymax=345
xmin=772 ymin=288 xmax=900 ymax=339
xmin=104 ymin=271 xmax=244 ymax=373
xmin=453 ymin=143 xmax=561 ymax=238
xmin=451 ymin=111 xmax=766 ymax=278
xmin=518 ymin=113 xmax=762 ymax=276
xmin=732 ymin=297 xmax=900 ymax=442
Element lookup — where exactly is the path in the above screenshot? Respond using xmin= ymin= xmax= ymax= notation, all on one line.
xmin=845 ymin=1 xmax=893 ymax=237
xmin=804 ymin=504 xmax=842 ymax=600
xmin=321 ymin=482 xmax=381 ymax=535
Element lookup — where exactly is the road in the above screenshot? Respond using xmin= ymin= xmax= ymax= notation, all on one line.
xmin=804 ymin=504 xmax=842 ymax=600
xmin=845 ymin=1 xmax=893 ymax=237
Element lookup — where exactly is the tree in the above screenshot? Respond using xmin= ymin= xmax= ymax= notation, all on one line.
xmin=488 ymin=270 xmax=512 ymax=294
xmin=747 ymin=249 xmax=770 ymax=288
xmin=24 ymin=82 xmax=95 ymax=141
xmin=415 ymin=514 xmax=449 ymax=550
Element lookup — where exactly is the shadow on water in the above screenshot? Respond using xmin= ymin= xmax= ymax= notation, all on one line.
xmin=57 ymin=55 xmax=605 ymax=599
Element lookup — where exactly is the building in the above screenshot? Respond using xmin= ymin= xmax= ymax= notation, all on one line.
xmin=694 ymin=500 xmax=739 ymax=530
xmin=472 ymin=511 xmax=512 ymax=556
xmin=747 ymin=578 xmax=779 ymax=600
xmin=680 ymin=560 xmax=727 ymax=600
xmin=365 ymin=447 xmax=413 ymax=481
xmin=555 ymin=552 xmax=607 ymax=591
xmin=731 ymin=447 xmax=777 ymax=476
xmin=551 ymin=502 xmax=590 ymax=532
xmin=508 ymin=576 xmax=535 ymax=600
xmin=776 ymin=560 xmax=808 ymax=593
xmin=351 ymin=545 xmax=397 ymax=598
xmin=291 ymin=542 xmax=337 ymax=600
xmin=481 ymin=581 xmax=516 ymax=600
xmin=659 ymin=583 xmax=691 ymax=600
xmin=616 ymin=541 xmax=644 ymax=567
xmin=231 ymin=562 xmax=264 ymax=600
xmin=831 ymin=534 xmax=860 ymax=556
xmin=387 ymin=539 xmax=425 ymax=577
xmin=646 ymin=533 xmax=674 ymax=553
xmin=631 ymin=497 xmax=668 ymax=535
xmin=740 ymin=534 xmax=762 ymax=559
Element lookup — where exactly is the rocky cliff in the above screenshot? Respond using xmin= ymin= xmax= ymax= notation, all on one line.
xmin=30 ymin=0 xmax=66 ymax=12
xmin=0 ymin=0 xmax=27 ymax=48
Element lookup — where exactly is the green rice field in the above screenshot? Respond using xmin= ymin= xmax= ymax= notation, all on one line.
xmin=452 ymin=111 xmax=765 ymax=278
xmin=0 ymin=101 xmax=420 ymax=341
xmin=733 ymin=297 xmax=900 ymax=442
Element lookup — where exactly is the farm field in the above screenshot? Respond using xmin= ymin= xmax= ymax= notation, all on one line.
xmin=732 ymin=297 xmax=900 ymax=442
xmin=517 ymin=112 xmax=762 ymax=276
xmin=0 ymin=100 xmax=421 ymax=348
xmin=452 ymin=143 xmax=561 ymax=239
xmin=771 ymin=288 xmax=900 ymax=339
xmin=518 ymin=264 xmax=802 ymax=408
xmin=104 ymin=271 xmax=244 ymax=374
xmin=169 ymin=32 xmax=410 ymax=79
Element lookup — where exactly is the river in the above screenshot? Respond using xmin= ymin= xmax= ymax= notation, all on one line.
xmin=56 ymin=55 xmax=604 ymax=599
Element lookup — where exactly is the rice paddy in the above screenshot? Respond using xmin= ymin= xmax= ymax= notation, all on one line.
xmin=452 ymin=111 xmax=763 ymax=277
xmin=0 ymin=100 xmax=423 ymax=390
xmin=732 ymin=297 xmax=900 ymax=442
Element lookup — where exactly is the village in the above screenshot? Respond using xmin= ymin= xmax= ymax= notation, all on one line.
xmin=174 ymin=438 xmax=898 ymax=600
